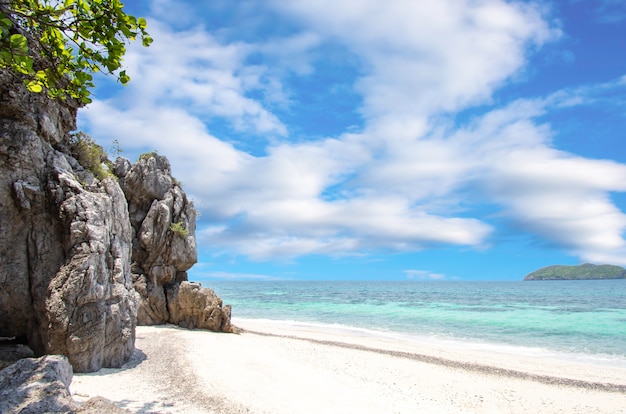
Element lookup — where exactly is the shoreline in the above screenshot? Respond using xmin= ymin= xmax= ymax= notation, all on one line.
xmin=233 ymin=317 xmax=626 ymax=385
xmin=244 ymin=329 xmax=626 ymax=393
xmin=232 ymin=316 xmax=626 ymax=365
xmin=70 ymin=322 xmax=626 ymax=413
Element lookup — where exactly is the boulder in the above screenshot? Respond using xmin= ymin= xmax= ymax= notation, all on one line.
xmin=0 ymin=355 xmax=128 ymax=413
xmin=0 ymin=355 xmax=77 ymax=413
xmin=117 ymin=154 xmax=196 ymax=325
xmin=167 ymin=281 xmax=233 ymax=332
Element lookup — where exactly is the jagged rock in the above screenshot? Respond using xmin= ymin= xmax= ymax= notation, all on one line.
xmin=119 ymin=153 xmax=174 ymax=226
xmin=49 ymin=176 xmax=137 ymax=372
xmin=167 ymin=281 xmax=233 ymax=332
xmin=0 ymin=355 xmax=77 ymax=413
xmin=1 ymin=62 xmax=232 ymax=377
xmin=0 ymin=68 xmax=138 ymax=372
xmin=0 ymin=355 xmax=127 ymax=413
xmin=0 ymin=67 xmax=76 ymax=145
xmin=116 ymin=154 xmax=232 ymax=332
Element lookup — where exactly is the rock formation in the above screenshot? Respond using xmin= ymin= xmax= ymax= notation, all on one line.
xmin=0 ymin=68 xmax=138 ymax=372
xmin=115 ymin=153 xmax=196 ymax=324
xmin=115 ymin=154 xmax=233 ymax=331
xmin=0 ymin=64 xmax=232 ymax=375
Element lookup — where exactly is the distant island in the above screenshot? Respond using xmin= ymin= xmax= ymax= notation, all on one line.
xmin=524 ymin=263 xmax=626 ymax=281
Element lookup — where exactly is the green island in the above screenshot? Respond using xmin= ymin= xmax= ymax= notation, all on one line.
xmin=523 ymin=263 xmax=626 ymax=281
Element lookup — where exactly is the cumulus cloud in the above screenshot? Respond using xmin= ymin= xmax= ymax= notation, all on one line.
xmin=112 ymin=20 xmax=288 ymax=137
xmin=272 ymin=0 xmax=556 ymax=121
xmin=79 ymin=0 xmax=626 ymax=265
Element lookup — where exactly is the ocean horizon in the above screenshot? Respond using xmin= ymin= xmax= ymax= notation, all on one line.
xmin=208 ymin=279 xmax=626 ymax=367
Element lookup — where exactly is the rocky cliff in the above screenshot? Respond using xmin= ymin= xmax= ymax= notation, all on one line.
xmin=0 ymin=68 xmax=138 ymax=372
xmin=0 ymin=68 xmax=232 ymax=373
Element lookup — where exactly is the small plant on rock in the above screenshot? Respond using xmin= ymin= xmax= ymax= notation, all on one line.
xmin=169 ymin=221 xmax=189 ymax=239
xmin=138 ymin=150 xmax=158 ymax=162
xmin=69 ymin=131 xmax=114 ymax=181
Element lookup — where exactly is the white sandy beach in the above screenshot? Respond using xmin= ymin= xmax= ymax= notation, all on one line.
xmin=70 ymin=319 xmax=626 ymax=413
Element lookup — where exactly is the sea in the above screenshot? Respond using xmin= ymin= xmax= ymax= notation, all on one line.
xmin=209 ymin=280 xmax=626 ymax=366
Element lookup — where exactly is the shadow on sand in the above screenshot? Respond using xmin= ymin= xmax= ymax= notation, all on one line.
xmin=76 ymin=348 xmax=147 ymax=377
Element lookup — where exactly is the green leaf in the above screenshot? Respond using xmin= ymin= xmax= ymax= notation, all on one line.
xmin=9 ymin=34 xmax=28 ymax=50
xmin=118 ymin=70 xmax=130 ymax=84
xmin=0 ymin=17 xmax=12 ymax=35
xmin=14 ymin=55 xmax=34 ymax=74
xmin=1 ymin=1 xmax=151 ymax=101
xmin=25 ymin=80 xmax=44 ymax=93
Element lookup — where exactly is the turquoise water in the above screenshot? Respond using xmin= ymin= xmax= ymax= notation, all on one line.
xmin=208 ymin=280 xmax=626 ymax=359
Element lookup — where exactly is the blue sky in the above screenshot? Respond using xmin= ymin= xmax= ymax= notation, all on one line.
xmin=78 ymin=0 xmax=626 ymax=281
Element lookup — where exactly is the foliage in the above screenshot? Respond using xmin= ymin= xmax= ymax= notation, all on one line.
xmin=69 ymin=131 xmax=114 ymax=181
xmin=524 ymin=263 xmax=626 ymax=281
xmin=0 ymin=0 xmax=152 ymax=103
xmin=169 ymin=221 xmax=188 ymax=239
xmin=138 ymin=150 xmax=158 ymax=162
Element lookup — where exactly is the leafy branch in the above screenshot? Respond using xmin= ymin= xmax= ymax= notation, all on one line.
xmin=0 ymin=0 xmax=152 ymax=104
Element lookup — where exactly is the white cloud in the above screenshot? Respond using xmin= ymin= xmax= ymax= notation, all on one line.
xmin=80 ymin=101 xmax=251 ymax=195
xmin=271 ymin=0 xmax=556 ymax=122
xmin=487 ymin=149 xmax=626 ymax=263
xmin=451 ymin=97 xmax=626 ymax=264
xmin=195 ymin=271 xmax=288 ymax=281
xmin=197 ymin=194 xmax=491 ymax=260
xmin=117 ymin=20 xmax=288 ymax=137
xmin=79 ymin=0 xmax=626 ymax=265
xmin=404 ymin=270 xmax=446 ymax=280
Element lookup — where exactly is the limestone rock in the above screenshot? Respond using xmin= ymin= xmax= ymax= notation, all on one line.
xmin=116 ymin=153 xmax=232 ymax=332
xmin=48 ymin=176 xmax=137 ymax=372
xmin=0 ymin=68 xmax=138 ymax=372
xmin=0 ymin=67 xmax=77 ymax=144
xmin=0 ymin=355 xmax=77 ymax=413
xmin=167 ymin=281 xmax=233 ymax=332
xmin=1 ymin=63 xmax=231 ymax=377
xmin=0 ymin=355 xmax=125 ymax=413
